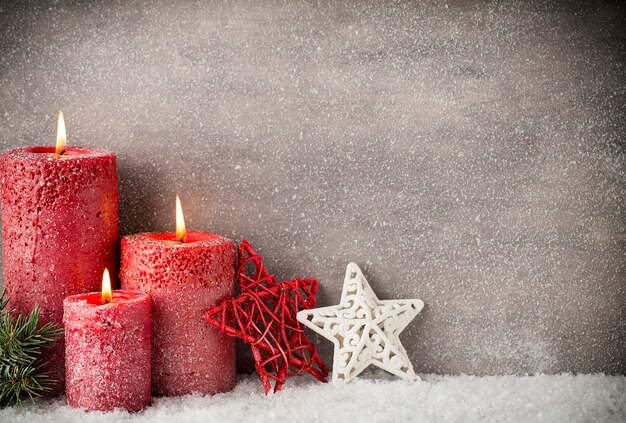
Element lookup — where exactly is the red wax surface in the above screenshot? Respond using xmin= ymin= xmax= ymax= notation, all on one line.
xmin=64 ymin=291 xmax=151 ymax=412
xmin=120 ymin=231 xmax=236 ymax=396
xmin=0 ymin=146 xmax=119 ymax=392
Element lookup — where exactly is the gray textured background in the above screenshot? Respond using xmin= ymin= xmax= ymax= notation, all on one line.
xmin=0 ymin=0 xmax=624 ymax=375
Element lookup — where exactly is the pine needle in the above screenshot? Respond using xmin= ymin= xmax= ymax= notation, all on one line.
xmin=0 ymin=289 xmax=63 ymax=407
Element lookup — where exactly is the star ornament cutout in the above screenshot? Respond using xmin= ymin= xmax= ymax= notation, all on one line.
xmin=204 ymin=241 xmax=328 ymax=394
xmin=297 ymin=263 xmax=424 ymax=384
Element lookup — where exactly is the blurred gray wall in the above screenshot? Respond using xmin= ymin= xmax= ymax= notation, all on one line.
xmin=0 ymin=0 xmax=624 ymax=375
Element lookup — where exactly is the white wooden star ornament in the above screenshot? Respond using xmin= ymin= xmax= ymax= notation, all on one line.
xmin=297 ymin=263 xmax=424 ymax=384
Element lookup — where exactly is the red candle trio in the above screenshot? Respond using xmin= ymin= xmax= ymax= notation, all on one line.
xmin=0 ymin=113 xmax=236 ymax=411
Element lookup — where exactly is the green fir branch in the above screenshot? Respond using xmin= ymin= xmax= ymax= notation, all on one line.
xmin=0 ymin=289 xmax=63 ymax=407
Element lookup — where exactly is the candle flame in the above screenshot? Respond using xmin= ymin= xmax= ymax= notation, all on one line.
xmin=176 ymin=195 xmax=187 ymax=243
xmin=56 ymin=111 xmax=67 ymax=155
xmin=102 ymin=268 xmax=112 ymax=304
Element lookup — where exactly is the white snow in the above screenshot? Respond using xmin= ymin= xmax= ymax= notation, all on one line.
xmin=2 ymin=372 xmax=624 ymax=423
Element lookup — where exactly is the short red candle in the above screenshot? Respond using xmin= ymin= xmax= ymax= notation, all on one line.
xmin=120 ymin=231 xmax=236 ymax=396
xmin=0 ymin=146 xmax=119 ymax=391
xmin=64 ymin=290 xmax=151 ymax=412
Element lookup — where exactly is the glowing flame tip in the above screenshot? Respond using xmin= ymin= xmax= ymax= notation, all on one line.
xmin=176 ymin=195 xmax=187 ymax=243
xmin=102 ymin=268 xmax=112 ymax=304
xmin=56 ymin=111 xmax=67 ymax=155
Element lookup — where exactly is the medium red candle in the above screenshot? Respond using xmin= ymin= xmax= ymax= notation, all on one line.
xmin=120 ymin=196 xmax=236 ymax=396
xmin=0 ymin=112 xmax=119 ymax=392
xmin=64 ymin=269 xmax=151 ymax=412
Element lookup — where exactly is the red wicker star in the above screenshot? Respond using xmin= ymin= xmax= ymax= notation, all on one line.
xmin=204 ymin=240 xmax=329 ymax=393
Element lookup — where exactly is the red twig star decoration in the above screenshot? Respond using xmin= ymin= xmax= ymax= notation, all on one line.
xmin=204 ymin=240 xmax=329 ymax=393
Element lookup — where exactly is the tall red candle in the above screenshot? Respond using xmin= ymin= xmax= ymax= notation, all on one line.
xmin=64 ymin=287 xmax=151 ymax=412
xmin=120 ymin=230 xmax=236 ymax=396
xmin=0 ymin=125 xmax=118 ymax=392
